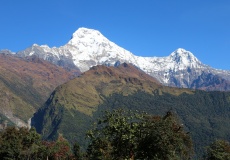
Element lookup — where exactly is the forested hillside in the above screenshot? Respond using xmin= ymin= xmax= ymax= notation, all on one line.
xmin=31 ymin=64 xmax=230 ymax=158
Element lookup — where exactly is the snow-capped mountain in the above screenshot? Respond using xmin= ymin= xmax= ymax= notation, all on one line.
xmin=15 ymin=27 xmax=230 ymax=90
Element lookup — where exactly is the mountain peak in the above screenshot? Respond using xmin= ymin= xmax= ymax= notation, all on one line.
xmin=168 ymin=48 xmax=201 ymax=68
xmin=68 ymin=27 xmax=108 ymax=46
xmin=16 ymin=27 xmax=223 ymax=90
xmin=175 ymin=48 xmax=187 ymax=53
xmin=170 ymin=48 xmax=194 ymax=57
xmin=71 ymin=28 xmax=100 ymax=38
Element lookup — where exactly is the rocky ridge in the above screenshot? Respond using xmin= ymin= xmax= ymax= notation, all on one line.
xmin=6 ymin=27 xmax=230 ymax=90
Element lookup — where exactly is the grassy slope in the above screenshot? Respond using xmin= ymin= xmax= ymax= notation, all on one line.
xmin=44 ymin=64 xmax=192 ymax=115
xmin=0 ymin=54 xmax=78 ymax=125
xmin=31 ymin=64 xmax=193 ymax=147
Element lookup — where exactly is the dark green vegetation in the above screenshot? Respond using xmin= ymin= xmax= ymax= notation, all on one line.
xmin=0 ymin=126 xmax=72 ymax=160
xmin=87 ymin=109 xmax=193 ymax=160
xmin=33 ymin=97 xmax=91 ymax=149
xmin=96 ymin=90 xmax=230 ymax=158
xmin=31 ymin=64 xmax=230 ymax=158
xmin=1 ymin=110 xmax=195 ymax=160
xmin=2 ymin=110 xmax=230 ymax=160
xmin=204 ymin=140 xmax=230 ymax=160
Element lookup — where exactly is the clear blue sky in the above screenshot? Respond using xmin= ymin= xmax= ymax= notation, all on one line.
xmin=1 ymin=0 xmax=230 ymax=70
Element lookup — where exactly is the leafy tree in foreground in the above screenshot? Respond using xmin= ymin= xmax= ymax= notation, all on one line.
xmin=137 ymin=111 xmax=193 ymax=160
xmin=73 ymin=141 xmax=84 ymax=160
xmin=205 ymin=140 xmax=230 ymax=160
xmin=0 ymin=127 xmax=41 ymax=160
xmin=41 ymin=135 xmax=72 ymax=160
xmin=87 ymin=109 xmax=139 ymax=159
xmin=0 ymin=126 xmax=73 ymax=160
xmin=86 ymin=109 xmax=193 ymax=160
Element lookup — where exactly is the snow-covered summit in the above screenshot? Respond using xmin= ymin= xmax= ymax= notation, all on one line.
xmin=17 ymin=27 xmax=206 ymax=73
xmin=16 ymin=27 xmax=229 ymax=88
xmin=68 ymin=27 xmax=109 ymax=46
xmin=17 ymin=27 xmax=208 ymax=73
xmin=135 ymin=48 xmax=205 ymax=74
xmin=167 ymin=48 xmax=204 ymax=70
xmin=63 ymin=27 xmax=138 ymax=71
xmin=170 ymin=48 xmax=199 ymax=63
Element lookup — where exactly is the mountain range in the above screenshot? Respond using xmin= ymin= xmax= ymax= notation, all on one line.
xmin=10 ymin=27 xmax=230 ymax=91
xmin=1 ymin=27 xmax=230 ymax=158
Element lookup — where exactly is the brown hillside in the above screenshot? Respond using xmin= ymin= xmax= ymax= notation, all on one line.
xmin=0 ymin=53 xmax=79 ymax=126
xmin=51 ymin=63 xmax=192 ymax=115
